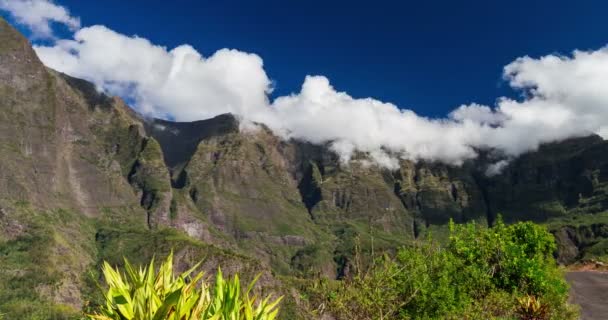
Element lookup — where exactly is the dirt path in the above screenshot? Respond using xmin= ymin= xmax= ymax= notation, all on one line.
xmin=566 ymin=271 xmax=608 ymax=320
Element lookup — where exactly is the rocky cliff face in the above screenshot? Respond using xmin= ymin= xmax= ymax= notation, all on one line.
xmin=482 ymin=135 xmax=608 ymax=219
xmin=143 ymin=116 xmax=608 ymax=272
xmin=0 ymin=19 xmax=274 ymax=318
xmin=1 ymin=17 xmax=608 ymax=318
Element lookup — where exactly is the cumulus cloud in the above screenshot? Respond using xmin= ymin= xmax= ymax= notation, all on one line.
xmin=0 ymin=0 xmax=80 ymax=38
xmin=34 ymin=25 xmax=271 ymax=121
xmin=19 ymin=3 xmax=608 ymax=171
xmin=449 ymin=103 xmax=506 ymax=126
xmin=262 ymin=76 xmax=485 ymax=167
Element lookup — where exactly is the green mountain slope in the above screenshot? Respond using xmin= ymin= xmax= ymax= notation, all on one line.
xmin=0 ymin=18 xmax=278 ymax=319
xmin=1 ymin=17 xmax=607 ymax=318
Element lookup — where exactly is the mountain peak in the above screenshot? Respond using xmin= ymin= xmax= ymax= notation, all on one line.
xmin=0 ymin=17 xmax=28 ymax=52
xmin=0 ymin=17 xmax=47 ymax=92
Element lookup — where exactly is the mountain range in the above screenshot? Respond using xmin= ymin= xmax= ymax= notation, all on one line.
xmin=1 ymin=17 xmax=607 ymax=318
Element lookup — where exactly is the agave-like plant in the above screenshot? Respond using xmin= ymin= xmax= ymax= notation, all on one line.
xmin=88 ymin=252 xmax=282 ymax=320
xmin=516 ymin=295 xmax=549 ymax=320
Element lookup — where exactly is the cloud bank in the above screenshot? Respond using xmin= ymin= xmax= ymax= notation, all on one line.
xmin=35 ymin=25 xmax=271 ymax=120
xmin=3 ymin=0 xmax=608 ymax=170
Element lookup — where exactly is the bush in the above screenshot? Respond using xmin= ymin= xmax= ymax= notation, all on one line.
xmin=306 ymin=219 xmax=577 ymax=320
xmin=88 ymin=252 xmax=282 ymax=320
xmin=448 ymin=219 xmax=569 ymax=304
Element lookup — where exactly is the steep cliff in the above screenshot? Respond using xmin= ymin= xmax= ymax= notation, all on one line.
xmin=0 ymin=18 xmax=275 ymax=319
xmin=2 ymin=17 xmax=608 ymax=318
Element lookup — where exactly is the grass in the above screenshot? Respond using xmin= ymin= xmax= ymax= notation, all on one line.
xmin=545 ymin=211 xmax=608 ymax=228
xmin=544 ymin=211 xmax=608 ymax=262
xmin=0 ymin=205 xmax=94 ymax=319
xmin=0 ymin=198 xmax=285 ymax=320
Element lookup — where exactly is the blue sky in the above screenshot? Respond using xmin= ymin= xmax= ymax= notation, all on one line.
xmin=13 ymin=0 xmax=608 ymax=118
xmin=4 ymin=0 xmax=608 ymax=169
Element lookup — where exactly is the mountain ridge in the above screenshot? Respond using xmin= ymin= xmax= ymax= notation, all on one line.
xmin=1 ymin=17 xmax=608 ymax=318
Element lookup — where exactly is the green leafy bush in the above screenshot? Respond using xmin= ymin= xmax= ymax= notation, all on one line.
xmin=88 ymin=252 xmax=282 ymax=320
xmin=305 ymin=218 xmax=578 ymax=319
xmin=448 ymin=219 xmax=569 ymax=304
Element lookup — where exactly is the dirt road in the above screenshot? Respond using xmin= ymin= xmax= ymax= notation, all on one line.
xmin=566 ymin=271 xmax=608 ymax=320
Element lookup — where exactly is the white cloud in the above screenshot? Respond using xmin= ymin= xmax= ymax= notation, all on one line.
xmin=485 ymin=160 xmax=509 ymax=177
xmin=262 ymin=76 xmax=484 ymax=167
xmin=35 ymin=25 xmax=271 ymax=121
xmin=25 ymin=6 xmax=608 ymax=172
xmin=0 ymin=0 xmax=80 ymax=38
xmin=449 ymin=103 xmax=505 ymax=125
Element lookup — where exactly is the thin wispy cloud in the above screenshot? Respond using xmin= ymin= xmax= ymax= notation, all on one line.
xmin=3 ymin=0 xmax=607 ymax=172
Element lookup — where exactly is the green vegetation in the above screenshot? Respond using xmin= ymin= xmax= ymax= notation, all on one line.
xmin=545 ymin=212 xmax=608 ymax=263
xmin=129 ymin=138 xmax=171 ymax=210
xmin=300 ymin=219 xmax=578 ymax=319
xmin=89 ymin=253 xmax=281 ymax=320
xmin=0 ymin=205 xmax=94 ymax=320
xmin=0 ymin=202 xmax=273 ymax=320
xmin=0 ymin=13 xmax=600 ymax=320
xmin=1 ymin=201 xmax=579 ymax=319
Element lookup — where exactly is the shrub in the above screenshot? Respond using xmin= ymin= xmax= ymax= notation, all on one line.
xmin=88 ymin=252 xmax=282 ymax=320
xmin=306 ymin=219 xmax=577 ymax=320
xmin=448 ymin=218 xmax=570 ymax=310
xmin=304 ymin=242 xmax=465 ymax=319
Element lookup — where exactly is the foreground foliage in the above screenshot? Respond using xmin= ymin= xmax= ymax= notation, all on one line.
xmin=88 ymin=252 xmax=282 ymax=320
xmin=303 ymin=219 xmax=578 ymax=320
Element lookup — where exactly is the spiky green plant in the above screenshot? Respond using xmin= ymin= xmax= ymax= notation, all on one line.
xmin=88 ymin=252 xmax=282 ymax=320
xmin=517 ymin=295 xmax=549 ymax=320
